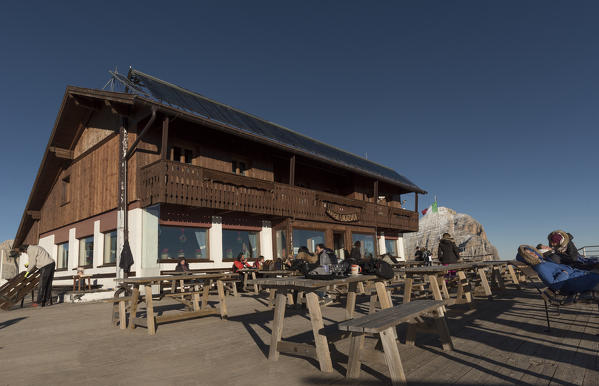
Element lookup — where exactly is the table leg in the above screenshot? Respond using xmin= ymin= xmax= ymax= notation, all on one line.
xmin=192 ymin=284 xmax=200 ymax=311
xmin=269 ymin=290 xmax=288 ymax=361
xmin=144 ymin=285 xmax=156 ymax=335
xmin=379 ymin=327 xmax=407 ymax=385
xmin=440 ymin=276 xmax=450 ymax=299
xmin=268 ymin=288 xmax=276 ymax=308
xmin=243 ymin=272 xmax=248 ymax=292
xmin=119 ymin=298 xmax=127 ymax=330
xmin=346 ymin=332 xmax=365 ymax=379
xmin=216 ymin=279 xmax=228 ymax=319
xmin=375 ymin=281 xmax=393 ymax=310
xmin=357 ymin=281 xmax=365 ymax=295
xmin=403 ymin=276 xmax=413 ymax=304
xmin=346 ymin=282 xmax=358 ymax=320
xmin=477 ymin=268 xmax=493 ymax=298
xmin=252 ymin=272 xmax=258 ymax=294
xmin=427 ymin=275 xmax=443 ymax=301
xmin=305 ymin=292 xmax=333 ymax=372
xmin=432 ymin=307 xmax=454 ymax=351
xmin=201 ymin=280 xmax=211 ymax=309
xmin=72 ymin=278 xmax=76 ymax=293
xmin=493 ymin=267 xmax=506 ymax=290
xmin=129 ymin=287 xmax=139 ymax=330
xmin=171 ymin=279 xmax=176 ymax=294
xmin=507 ymin=265 xmax=520 ymax=288
xmin=455 ymin=270 xmax=472 ymax=305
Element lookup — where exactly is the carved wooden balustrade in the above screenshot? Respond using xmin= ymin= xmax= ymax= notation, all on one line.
xmin=139 ymin=160 xmax=418 ymax=231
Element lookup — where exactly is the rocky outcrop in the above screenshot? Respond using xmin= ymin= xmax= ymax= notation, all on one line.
xmin=0 ymin=239 xmax=19 ymax=280
xmin=403 ymin=207 xmax=499 ymax=261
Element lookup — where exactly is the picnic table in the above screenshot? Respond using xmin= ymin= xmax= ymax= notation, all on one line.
xmin=398 ymin=263 xmax=475 ymax=305
xmin=469 ymin=260 xmax=521 ymax=297
xmin=248 ymin=274 xmax=381 ymax=372
xmin=117 ymin=272 xmax=234 ymax=335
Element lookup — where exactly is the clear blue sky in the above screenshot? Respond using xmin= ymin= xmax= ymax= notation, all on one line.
xmin=1 ymin=1 xmax=597 ymax=259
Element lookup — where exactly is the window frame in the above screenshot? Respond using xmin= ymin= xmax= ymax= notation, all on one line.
xmin=56 ymin=242 xmax=69 ymax=271
xmin=102 ymin=229 xmax=117 ymax=266
xmin=221 ymin=228 xmax=261 ymax=262
xmin=78 ymin=236 xmax=94 ymax=268
xmin=157 ymin=224 xmax=211 ymax=263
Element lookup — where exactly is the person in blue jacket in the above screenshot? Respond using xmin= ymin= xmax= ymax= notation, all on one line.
xmin=516 ymin=245 xmax=599 ymax=296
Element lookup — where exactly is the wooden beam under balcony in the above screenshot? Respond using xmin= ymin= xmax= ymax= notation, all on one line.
xmin=27 ymin=210 xmax=41 ymax=220
xmin=161 ymin=117 xmax=169 ymax=160
xmin=48 ymin=147 xmax=74 ymax=160
xmin=289 ymin=154 xmax=295 ymax=186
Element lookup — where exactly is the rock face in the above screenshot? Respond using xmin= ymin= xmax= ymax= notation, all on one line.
xmin=403 ymin=207 xmax=499 ymax=261
xmin=0 ymin=239 xmax=19 ymax=280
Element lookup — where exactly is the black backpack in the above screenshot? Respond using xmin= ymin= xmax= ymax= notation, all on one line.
xmin=374 ymin=260 xmax=394 ymax=279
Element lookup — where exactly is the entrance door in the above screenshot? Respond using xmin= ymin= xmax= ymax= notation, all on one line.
xmin=333 ymin=232 xmax=345 ymax=260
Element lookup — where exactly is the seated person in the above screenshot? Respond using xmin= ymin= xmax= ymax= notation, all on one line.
xmin=232 ymin=252 xmax=251 ymax=272
xmin=547 ymin=230 xmax=599 ymax=269
xmin=253 ymin=256 xmax=265 ymax=269
xmin=516 ymin=245 xmax=599 ymax=296
xmin=296 ymin=246 xmax=318 ymax=264
xmin=175 ymin=258 xmax=190 ymax=272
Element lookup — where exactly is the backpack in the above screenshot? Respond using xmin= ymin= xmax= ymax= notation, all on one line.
xmin=319 ymin=248 xmax=338 ymax=266
xmin=374 ymin=260 xmax=394 ymax=279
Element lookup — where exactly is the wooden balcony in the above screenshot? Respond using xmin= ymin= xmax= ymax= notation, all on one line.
xmin=139 ymin=160 xmax=418 ymax=232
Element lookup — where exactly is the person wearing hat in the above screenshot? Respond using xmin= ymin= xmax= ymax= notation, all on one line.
xmin=17 ymin=244 xmax=55 ymax=307
xmin=438 ymin=233 xmax=460 ymax=265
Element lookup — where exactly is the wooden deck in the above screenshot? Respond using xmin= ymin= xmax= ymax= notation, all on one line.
xmin=0 ymin=285 xmax=597 ymax=385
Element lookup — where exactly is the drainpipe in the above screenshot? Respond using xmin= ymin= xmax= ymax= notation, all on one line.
xmin=117 ymin=107 xmax=157 ymax=280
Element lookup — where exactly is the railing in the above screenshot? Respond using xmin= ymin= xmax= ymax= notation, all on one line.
xmin=139 ymin=160 xmax=418 ymax=231
xmin=578 ymin=245 xmax=599 ymax=257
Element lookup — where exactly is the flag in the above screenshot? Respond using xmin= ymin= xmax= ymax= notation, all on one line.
xmin=421 ymin=208 xmax=428 ymax=215
xmin=432 ymin=200 xmax=438 ymax=213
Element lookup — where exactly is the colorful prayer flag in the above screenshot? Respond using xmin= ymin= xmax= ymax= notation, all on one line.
xmin=432 ymin=200 xmax=438 ymax=213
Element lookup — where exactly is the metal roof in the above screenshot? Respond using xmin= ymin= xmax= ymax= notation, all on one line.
xmin=112 ymin=68 xmax=425 ymax=193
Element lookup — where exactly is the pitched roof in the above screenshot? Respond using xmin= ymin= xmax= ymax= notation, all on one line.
xmin=112 ymin=68 xmax=425 ymax=194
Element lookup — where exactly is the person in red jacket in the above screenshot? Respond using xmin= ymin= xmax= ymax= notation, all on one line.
xmin=253 ymin=256 xmax=265 ymax=270
xmin=232 ymin=252 xmax=251 ymax=272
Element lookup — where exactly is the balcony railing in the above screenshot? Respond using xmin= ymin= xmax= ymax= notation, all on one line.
xmin=139 ymin=160 xmax=418 ymax=231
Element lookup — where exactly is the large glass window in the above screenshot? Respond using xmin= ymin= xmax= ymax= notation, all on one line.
xmin=292 ymin=229 xmax=325 ymax=255
xmin=159 ymin=226 xmax=208 ymax=260
xmin=275 ymin=230 xmax=287 ymax=259
xmin=352 ymin=233 xmax=376 ymax=260
xmin=222 ymin=229 xmax=259 ymax=259
xmin=385 ymin=239 xmax=397 ymax=256
xmin=103 ymin=230 xmax=117 ymax=264
xmin=78 ymin=236 xmax=94 ymax=267
xmin=57 ymin=242 xmax=69 ymax=269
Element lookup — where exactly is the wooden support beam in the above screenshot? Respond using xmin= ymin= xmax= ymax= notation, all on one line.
xmin=414 ymin=192 xmax=418 ymax=214
xmin=26 ymin=210 xmax=40 ymax=220
xmin=289 ymin=154 xmax=296 ymax=186
xmin=374 ymin=180 xmax=379 ymax=202
xmin=69 ymin=94 xmax=101 ymax=111
xmin=48 ymin=147 xmax=74 ymax=160
xmin=104 ymin=99 xmax=130 ymax=116
xmin=161 ymin=117 xmax=169 ymax=160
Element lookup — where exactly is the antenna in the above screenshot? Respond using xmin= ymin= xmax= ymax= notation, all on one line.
xmin=102 ymin=66 xmax=119 ymax=91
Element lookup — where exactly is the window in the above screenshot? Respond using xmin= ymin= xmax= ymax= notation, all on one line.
xmin=103 ymin=230 xmax=117 ymax=264
xmin=292 ymin=229 xmax=324 ymax=255
xmin=385 ymin=239 xmax=397 ymax=256
xmin=61 ymin=175 xmax=70 ymax=205
xmin=158 ymin=225 xmax=208 ymax=260
xmin=275 ymin=230 xmax=287 ymax=259
xmin=57 ymin=242 xmax=69 ymax=269
xmin=170 ymin=146 xmax=193 ymax=164
xmin=78 ymin=236 xmax=94 ymax=267
xmin=352 ymin=233 xmax=375 ymax=260
xmin=232 ymin=160 xmax=247 ymax=176
xmin=222 ymin=229 xmax=259 ymax=259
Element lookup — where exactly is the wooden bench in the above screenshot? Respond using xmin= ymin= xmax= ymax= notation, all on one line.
xmin=338 ymin=299 xmax=453 ymax=385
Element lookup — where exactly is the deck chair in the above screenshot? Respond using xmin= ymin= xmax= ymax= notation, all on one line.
xmin=510 ymin=260 xmax=598 ymax=332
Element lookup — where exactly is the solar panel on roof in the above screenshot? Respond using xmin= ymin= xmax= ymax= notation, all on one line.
xmin=112 ymin=69 xmax=425 ymax=193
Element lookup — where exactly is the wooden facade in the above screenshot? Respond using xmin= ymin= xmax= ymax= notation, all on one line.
xmin=15 ymin=83 xmax=424 ymax=270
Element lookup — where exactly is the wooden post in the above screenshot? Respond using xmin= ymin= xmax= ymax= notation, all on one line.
xmin=118 ymin=299 xmax=127 ymax=330
xmin=414 ymin=192 xmax=418 ymax=214
xmin=201 ymin=280 xmax=211 ymax=309
xmin=289 ymin=155 xmax=295 ymax=186
xmin=160 ymin=117 xmax=169 ymax=160
xmin=477 ymin=268 xmax=493 ymax=299
xmin=373 ymin=180 xmax=379 ymax=202
xmin=403 ymin=276 xmax=413 ymax=304
xmin=507 ymin=265 xmax=520 ymax=288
